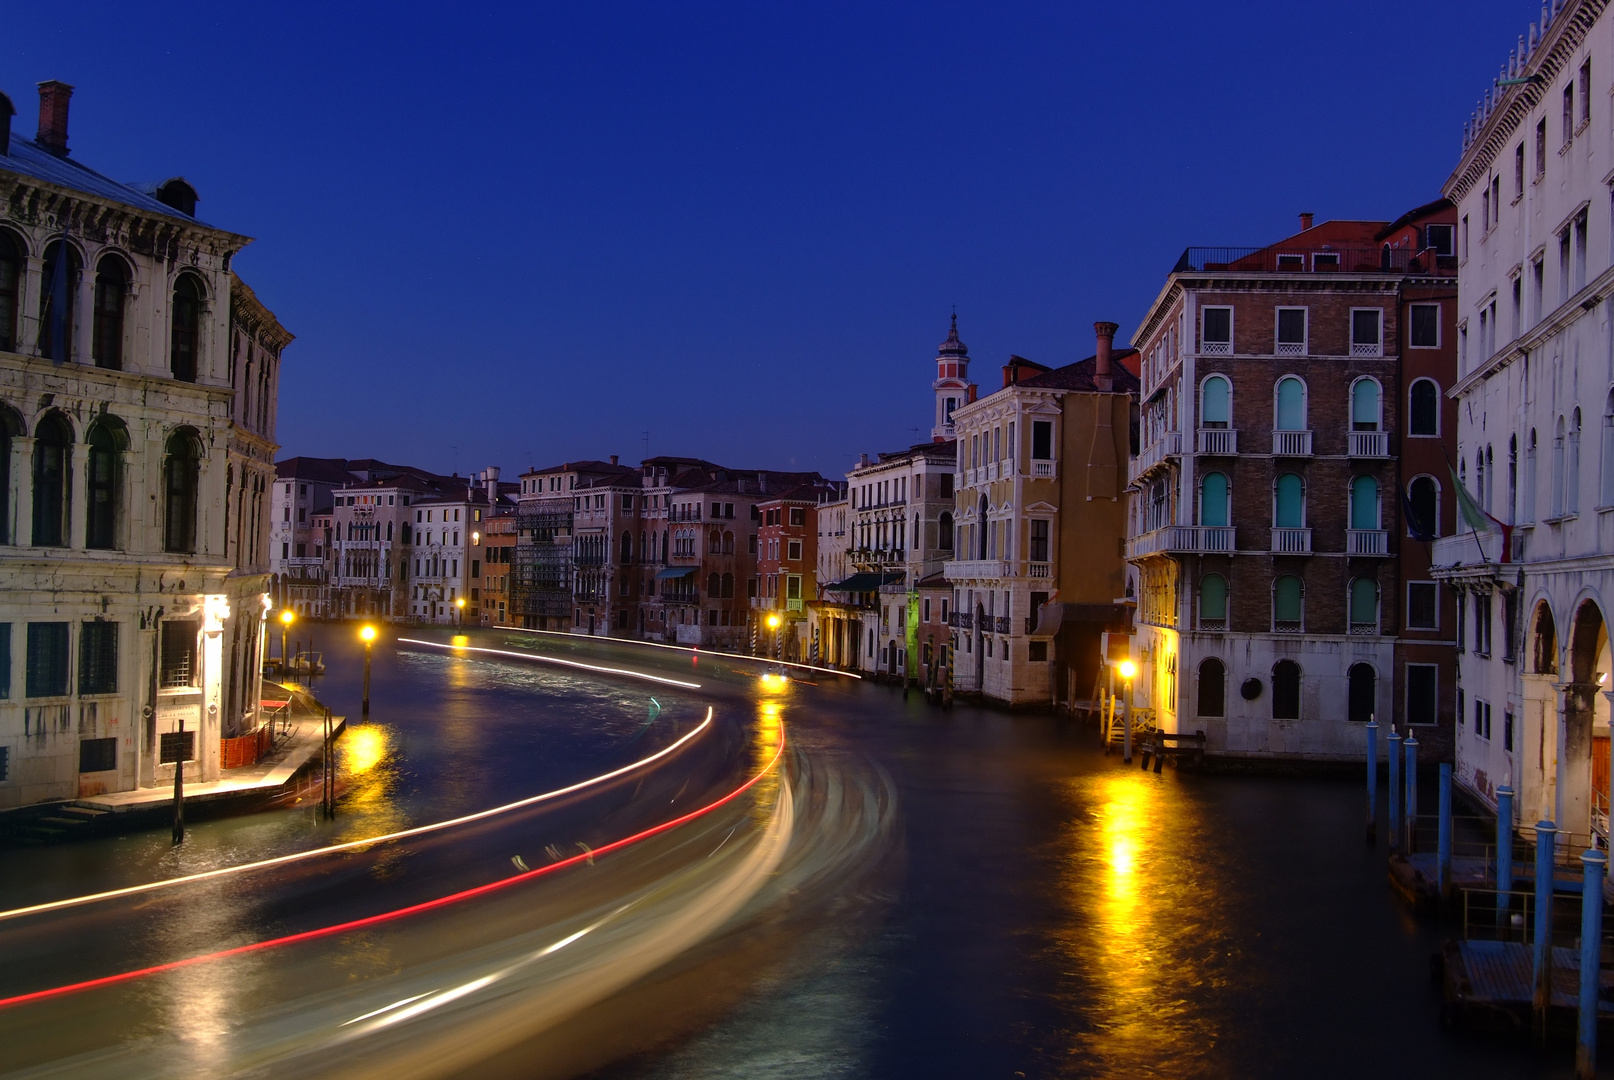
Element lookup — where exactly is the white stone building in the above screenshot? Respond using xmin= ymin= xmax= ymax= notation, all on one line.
xmin=0 ymin=82 xmax=286 ymax=805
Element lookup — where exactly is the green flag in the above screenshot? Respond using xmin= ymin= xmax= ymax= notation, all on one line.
xmin=1449 ymin=467 xmax=1491 ymax=533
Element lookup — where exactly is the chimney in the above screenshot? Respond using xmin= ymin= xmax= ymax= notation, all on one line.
xmin=1299 ymin=212 xmax=1314 ymax=231
xmin=35 ymin=81 xmax=72 ymax=157
xmin=1094 ymin=322 xmax=1118 ymax=378
xmin=609 ymin=454 xmax=618 ymax=466
xmin=0 ymin=92 xmax=13 ymax=156
xmin=967 ymin=384 xmax=978 ymax=404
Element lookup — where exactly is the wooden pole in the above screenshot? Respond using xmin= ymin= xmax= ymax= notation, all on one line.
xmin=1496 ymin=785 xmax=1515 ymax=928
xmin=1577 ymin=847 xmax=1606 ymax=1078
xmin=1534 ymin=820 xmax=1557 ymax=1042
xmin=1365 ymin=719 xmax=1378 ymax=844
xmin=1387 ymin=729 xmax=1402 ymax=856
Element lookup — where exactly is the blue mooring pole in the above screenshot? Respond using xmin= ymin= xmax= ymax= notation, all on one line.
xmin=1496 ymin=785 xmax=1515 ymax=928
xmin=1365 ymin=719 xmax=1379 ymax=844
xmin=1387 ymin=729 xmax=1402 ymax=855
xmin=1577 ymin=847 xmax=1607 ymax=1079
xmin=1437 ymin=764 xmax=1453 ymax=905
xmin=1404 ymin=734 xmax=1419 ymax=853
xmin=1533 ymin=820 xmax=1557 ymax=1039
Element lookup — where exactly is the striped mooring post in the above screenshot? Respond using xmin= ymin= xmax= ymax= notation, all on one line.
xmin=1495 ymin=785 xmax=1515 ymax=927
xmin=1365 ymin=719 xmax=1378 ymax=844
xmin=1404 ymin=734 xmax=1419 ymax=853
xmin=1437 ymin=764 xmax=1453 ymax=904
xmin=1387 ymin=728 xmax=1402 ymax=855
xmin=1577 ymin=847 xmax=1607 ymax=1079
xmin=1533 ymin=820 xmax=1557 ymax=1041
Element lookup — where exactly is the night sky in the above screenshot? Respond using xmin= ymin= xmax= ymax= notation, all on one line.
xmin=13 ymin=1 xmax=1526 ymax=479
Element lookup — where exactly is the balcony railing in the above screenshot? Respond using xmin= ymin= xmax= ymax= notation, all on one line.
xmin=944 ymin=559 xmax=1011 ymax=580
xmin=786 ymin=597 xmax=803 ymax=612
xmin=1349 ymin=621 xmax=1380 ymax=636
xmin=1126 ymin=525 xmax=1235 ymax=558
xmin=1348 ymin=430 xmax=1389 ymax=457
xmin=1350 ymin=341 xmax=1383 ymax=357
xmin=1270 ymin=527 xmax=1312 ymax=554
xmin=1346 ymin=529 xmax=1389 ymax=556
xmin=1130 ymin=431 xmax=1181 ymax=482
xmin=1197 ymin=428 xmax=1238 ymax=455
xmin=1032 ymin=460 xmax=1055 ymax=478
xmin=1273 ymin=619 xmax=1303 ymax=634
xmin=995 ymin=615 xmax=1010 ymax=634
xmin=1028 ymin=561 xmax=1050 ymax=578
xmin=1172 ymin=245 xmax=1455 ymax=276
xmin=1272 ymin=430 xmax=1313 ymax=456
xmin=1432 ymin=528 xmax=1509 ymax=570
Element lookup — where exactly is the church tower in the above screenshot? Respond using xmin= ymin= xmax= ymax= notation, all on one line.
xmin=932 ymin=313 xmax=975 ymax=441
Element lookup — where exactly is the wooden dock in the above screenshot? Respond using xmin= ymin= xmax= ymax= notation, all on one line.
xmin=1442 ymin=940 xmax=1614 ymax=1032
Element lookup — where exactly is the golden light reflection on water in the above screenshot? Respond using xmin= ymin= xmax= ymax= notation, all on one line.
xmin=752 ymin=697 xmax=784 ymax=806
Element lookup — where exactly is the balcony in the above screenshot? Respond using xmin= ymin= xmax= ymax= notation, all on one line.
xmin=1272 ymin=430 xmax=1313 ymax=456
xmin=1126 ymin=525 xmax=1235 ymax=558
xmin=1031 ymin=460 xmax=1055 ymax=478
xmin=1196 ymin=428 xmax=1238 ymax=455
xmin=1346 ymin=529 xmax=1389 ymax=556
xmin=1172 ymin=245 xmax=1454 ymax=276
xmin=994 ymin=615 xmax=1010 ymax=634
xmin=786 ymin=597 xmax=804 ymax=613
xmin=1270 ymin=527 xmax=1312 ymax=554
xmin=1028 ymin=561 xmax=1050 ymax=578
xmin=944 ymin=559 xmax=1011 ymax=581
xmin=1431 ymin=528 xmax=1510 ymax=578
xmin=1348 ymin=431 xmax=1389 ymax=458
xmin=1129 ymin=431 xmax=1181 ymax=483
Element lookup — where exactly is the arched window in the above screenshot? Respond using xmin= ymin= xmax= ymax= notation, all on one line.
xmin=1509 ymin=434 xmax=1520 ymax=521
xmin=170 ymin=274 xmax=204 ymax=382
xmin=1274 ymin=473 xmax=1305 ymax=528
xmin=1602 ymin=391 xmax=1614 ymax=507
xmin=1350 ymin=378 xmax=1382 ymax=431
xmin=1408 ymin=475 xmax=1439 ymax=539
xmin=706 ymin=572 xmax=720 ymax=598
xmin=37 ymin=240 xmax=82 ymax=361
xmin=1200 ymin=472 xmax=1230 ymax=527
xmin=1201 ymin=375 xmax=1231 ymax=429
xmin=85 ymin=419 xmax=125 ymax=550
xmin=722 ymin=572 xmax=734 ymax=598
xmin=939 ymin=511 xmax=953 ymax=551
xmin=163 ymin=429 xmax=202 ymax=554
xmin=0 ymin=230 xmax=21 ymax=353
xmin=1349 ymin=577 xmax=1379 ymax=633
xmin=1199 ymin=573 xmax=1228 ymax=630
xmin=1568 ymin=407 xmax=1582 ymax=514
xmin=620 ymin=531 xmax=632 ymax=564
xmin=723 ymin=530 xmax=734 ymax=555
xmin=977 ymin=495 xmax=988 ymax=559
xmin=32 ymin=412 xmax=72 ymax=547
xmin=1525 ymin=428 xmax=1538 ymax=524
xmin=1349 ymin=475 xmax=1380 ymax=530
xmin=1197 ymin=657 xmax=1225 ymax=717
xmin=1273 ymin=574 xmax=1303 ymax=632
xmin=1275 ymin=376 xmax=1307 ymax=430
xmin=1553 ymin=416 xmax=1567 ymax=517
xmin=1272 ymin=659 xmax=1301 ymax=720
xmin=1409 ymin=378 xmax=1440 ymax=436
xmin=1347 ymin=663 xmax=1376 ymax=722
xmin=92 ymin=255 xmax=130 ymax=370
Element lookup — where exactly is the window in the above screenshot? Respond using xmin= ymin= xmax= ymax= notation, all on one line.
xmin=0 ymin=230 xmax=19 ymax=352
xmin=31 ymin=413 xmax=71 ymax=547
xmin=1275 ymin=308 xmax=1307 ymax=355
xmin=1408 ymin=304 xmax=1439 ymax=348
xmin=1275 ymin=376 xmax=1306 ymax=430
xmin=1515 ymin=143 xmax=1526 ymax=197
xmin=1198 ymin=657 xmax=1225 ymax=716
xmin=171 ymin=274 xmax=203 ymax=382
xmin=1348 ymin=664 xmax=1376 ymax=722
xmin=1199 ymin=573 xmax=1228 ymax=630
xmin=1349 ymin=475 xmax=1379 ymax=530
xmin=1272 ymin=659 xmax=1301 ymax=719
xmin=1201 ymin=375 xmax=1230 ymax=429
xmin=1200 ymin=472 xmax=1230 ymax=527
xmin=1579 ymin=59 xmax=1592 ymax=126
xmin=1560 ymin=229 xmax=1572 ymax=304
xmin=1031 ymin=420 xmax=1053 ymax=460
xmin=37 ymin=241 xmax=80 ymax=361
xmin=1407 ymin=476 xmax=1438 ymax=540
xmin=1350 ymin=310 xmax=1382 ymax=356
xmin=787 ymin=539 xmax=802 ymax=561
xmin=1405 ymin=379 xmax=1439 ymax=438
xmin=1029 ymin=518 xmax=1050 ymax=561
xmin=0 ymin=623 xmax=11 ymax=699
xmin=1564 ymin=81 xmax=1575 ymax=143
xmin=790 ymin=507 xmax=806 ymax=526
xmin=1313 ymin=252 xmax=1340 ymax=272
xmin=1536 ymin=117 xmax=1548 ymax=177
xmin=1569 ymin=406 xmax=1583 ymax=514
xmin=78 ymin=737 xmax=116 ymax=774
xmin=939 ymin=511 xmax=954 ymax=551
xmin=73 ymin=621 xmax=119 ymax=698
xmin=1273 ymin=575 xmax=1303 ymax=632
xmin=1405 ymin=582 xmax=1439 ymax=630
xmin=1395 ymin=664 xmax=1437 ymax=726
xmin=1474 ymin=592 xmax=1493 ymax=656
xmin=1274 ymin=473 xmax=1304 ymax=528
xmin=85 ymin=421 xmax=120 ymax=550
xmin=1426 ymin=224 xmax=1454 ymax=257
xmin=1349 ymin=577 xmax=1379 ymax=633
xmin=163 ymin=431 xmax=202 ymax=554
xmin=1277 ymin=252 xmax=1305 ymax=270
xmin=91 ymin=255 xmax=129 ymax=369
xmin=1350 ymin=379 xmax=1381 ymax=431
xmin=26 ymin=622 xmax=69 ymax=698
xmin=1202 ymin=307 xmax=1232 ymax=354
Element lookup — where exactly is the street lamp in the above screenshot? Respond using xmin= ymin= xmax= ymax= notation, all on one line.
xmin=455 ymin=597 xmax=465 ymax=626
xmin=279 ymin=608 xmax=296 ymax=672
xmin=360 ymin=624 xmax=376 ymax=714
xmin=1118 ymin=659 xmax=1137 ymax=763
xmin=766 ymin=613 xmax=781 ymax=660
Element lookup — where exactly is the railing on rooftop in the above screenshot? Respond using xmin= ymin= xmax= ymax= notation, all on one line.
xmin=1172 ymin=246 xmax=1456 ymax=276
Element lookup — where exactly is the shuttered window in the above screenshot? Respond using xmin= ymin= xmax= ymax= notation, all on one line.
xmin=79 ymin=621 xmax=118 ymax=695
xmin=26 ymin=622 xmax=69 ymax=698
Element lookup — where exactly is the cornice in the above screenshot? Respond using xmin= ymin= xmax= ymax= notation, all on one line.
xmin=1449 ymin=259 xmax=1614 ymax=397
xmin=0 ymin=172 xmax=251 ymax=263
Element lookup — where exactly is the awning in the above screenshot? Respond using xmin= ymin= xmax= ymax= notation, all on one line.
xmin=827 ymin=572 xmax=901 ymax=593
xmin=655 ymin=566 xmax=697 ymax=580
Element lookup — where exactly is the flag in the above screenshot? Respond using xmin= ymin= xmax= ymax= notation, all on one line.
xmin=45 ymin=228 xmax=70 ymax=364
xmin=1402 ymin=489 xmax=1435 ymax=542
xmin=1449 ymin=466 xmax=1513 ymax=562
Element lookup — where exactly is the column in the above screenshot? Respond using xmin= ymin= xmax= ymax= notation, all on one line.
xmin=119 ymin=450 xmax=139 ymax=551
xmin=18 ymin=257 xmax=42 ymax=357
xmin=1556 ymin=681 xmax=1596 ymax=837
xmin=73 ymin=265 xmax=94 ymax=365
xmin=8 ymin=437 xmax=31 ymax=547
xmin=66 ymin=442 xmax=87 ymax=550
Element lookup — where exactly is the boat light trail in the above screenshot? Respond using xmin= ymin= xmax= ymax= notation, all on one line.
xmin=492 ymin=625 xmax=862 ymax=679
xmin=0 ymin=708 xmax=714 ymax=924
xmin=399 ymin=637 xmax=704 ymax=688
xmin=0 ymin=721 xmax=786 ymax=1011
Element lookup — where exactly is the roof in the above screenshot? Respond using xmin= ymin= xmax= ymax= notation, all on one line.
xmin=3 ymin=130 xmax=220 ymax=227
xmin=275 ymin=457 xmax=360 ymax=485
xmin=756 ymin=482 xmax=839 ymax=505
xmin=1011 ymin=352 xmax=1142 ymax=394
xmin=523 ymin=459 xmax=638 ymax=478
xmin=1375 ymin=197 xmax=1456 ymax=242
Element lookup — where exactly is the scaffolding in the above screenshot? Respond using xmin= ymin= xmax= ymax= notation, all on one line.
xmin=511 ymin=498 xmax=574 ymax=628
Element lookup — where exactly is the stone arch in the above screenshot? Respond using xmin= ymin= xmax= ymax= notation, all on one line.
xmin=1569 ymin=597 xmax=1608 ymax=686
xmin=1532 ymin=599 xmax=1559 ymax=675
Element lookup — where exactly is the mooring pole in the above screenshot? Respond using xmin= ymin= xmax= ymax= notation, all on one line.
xmin=1387 ymin=728 xmax=1402 ymax=855
xmin=1404 ymin=734 xmax=1419 ymax=853
xmin=1496 ymin=784 xmax=1515 ymax=928
xmin=1121 ymin=679 xmax=1133 ymax=765
xmin=1365 ymin=719 xmax=1379 ymax=844
xmin=1437 ymin=763 xmax=1453 ymax=905
xmin=171 ymin=716 xmax=185 ymax=845
xmin=1577 ymin=847 xmax=1607 ymax=1078
xmin=1533 ymin=820 xmax=1557 ymax=1042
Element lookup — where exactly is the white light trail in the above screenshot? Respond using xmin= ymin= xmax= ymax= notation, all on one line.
xmin=398 ymin=637 xmax=703 ymax=688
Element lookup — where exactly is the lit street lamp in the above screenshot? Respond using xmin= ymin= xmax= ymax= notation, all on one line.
xmin=360 ymin=624 xmax=376 ymax=714
xmin=1118 ymin=658 xmax=1137 ymax=763
xmin=455 ymin=597 xmax=465 ymax=626
xmin=279 ymin=608 xmax=296 ymax=672
xmin=766 ymin=613 xmax=781 ymax=660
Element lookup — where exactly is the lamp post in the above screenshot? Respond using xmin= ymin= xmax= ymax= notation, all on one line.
xmin=455 ymin=597 xmax=465 ymax=626
xmin=279 ymin=608 xmax=295 ymax=672
xmin=1118 ymin=659 xmax=1136 ymax=763
xmin=360 ymin=624 xmax=376 ymax=714
xmin=767 ymin=613 xmax=781 ymax=660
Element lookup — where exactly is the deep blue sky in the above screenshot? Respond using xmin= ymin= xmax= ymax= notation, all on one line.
xmin=14 ymin=1 xmax=1527 ymax=479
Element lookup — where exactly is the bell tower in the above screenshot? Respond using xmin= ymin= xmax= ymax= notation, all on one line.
xmin=932 ymin=313 xmax=974 ymax=441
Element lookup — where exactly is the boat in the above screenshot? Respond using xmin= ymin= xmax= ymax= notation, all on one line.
xmin=286 ymin=650 xmax=325 ymax=676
